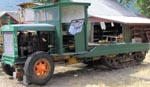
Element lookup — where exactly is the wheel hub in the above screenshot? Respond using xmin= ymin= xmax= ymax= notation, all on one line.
xmin=34 ymin=58 xmax=50 ymax=78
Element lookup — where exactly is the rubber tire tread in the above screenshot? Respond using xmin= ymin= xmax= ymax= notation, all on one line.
xmin=24 ymin=51 xmax=54 ymax=85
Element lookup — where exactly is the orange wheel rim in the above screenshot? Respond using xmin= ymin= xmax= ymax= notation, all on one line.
xmin=34 ymin=58 xmax=51 ymax=78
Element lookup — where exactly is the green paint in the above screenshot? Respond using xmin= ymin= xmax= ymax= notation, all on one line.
xmin=2 ymin=25 xmax=14 ymax=32
xmin=78 ymin=43 xmax=149 ymax=58
xmin=1 ymin=55 xmax=16 ymax=67
xmin=74 ymin=6 xmax=89 ymax=52
xmin=84 ymin=6 xmax=89 ymax=50
xmin=75 ymin=27 xmax=86 ymax=52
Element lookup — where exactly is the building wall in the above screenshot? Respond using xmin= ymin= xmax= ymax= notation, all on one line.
xmin=0 ymin=14 xmax=18 ymax=27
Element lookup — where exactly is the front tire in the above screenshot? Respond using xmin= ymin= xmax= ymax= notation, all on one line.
xmin=24 ymin=51 xmax=54 ymax=85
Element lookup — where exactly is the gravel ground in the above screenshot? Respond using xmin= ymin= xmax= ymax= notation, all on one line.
xmin=1 ymin=52 xmax=150 ymax=87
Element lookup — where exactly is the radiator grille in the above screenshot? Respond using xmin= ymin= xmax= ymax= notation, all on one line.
xmin=3 ymin=32 xmax=14 ymax=56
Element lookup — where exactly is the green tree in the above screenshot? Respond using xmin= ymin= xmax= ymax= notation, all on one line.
xmin=33 ymin=0 xmax=51 ymax=3
xmin=120 ymin=0 xmax=150 ymax=17
xmin=137 ymin=0 xmax=150 ymax=17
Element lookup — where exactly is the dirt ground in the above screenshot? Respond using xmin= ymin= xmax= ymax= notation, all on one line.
xmin=1 ymin=52 xmax=150 ymax=87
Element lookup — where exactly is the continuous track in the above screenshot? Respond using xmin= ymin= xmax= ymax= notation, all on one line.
xmin=85 ymin=52 xmax=146 ymax=69
xmin=102 ymin=52 xmax=146 ymax=69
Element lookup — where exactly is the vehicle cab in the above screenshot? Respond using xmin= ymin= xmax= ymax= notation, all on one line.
xmin=1 ymin=1 xmax=90 ymax=85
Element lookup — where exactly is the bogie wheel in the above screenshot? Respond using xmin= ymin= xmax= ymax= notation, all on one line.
xmin=133 ymin=52 xmax=146 ymax=63
xmin=83 ymin=61 xmax=94 ymax=67
xmin=102 ymin=56 xmax=122 ymax=69
xmin=1 ymin=63 xmax=15 ymax=76
xmin=24 ymin=51 xmax=54 ymax=85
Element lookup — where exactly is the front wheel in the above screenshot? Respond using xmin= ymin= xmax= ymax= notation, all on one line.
xmin=24 ymin=51 xmax=54 ymax=85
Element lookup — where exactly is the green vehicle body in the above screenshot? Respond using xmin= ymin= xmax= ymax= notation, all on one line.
xmin=1 ymin=1 xmax=91 ymax=66
xmin=1 ymin=24 xmax=55 ymax=66
xmin=1 ymin=1 xmax=150 ymax=67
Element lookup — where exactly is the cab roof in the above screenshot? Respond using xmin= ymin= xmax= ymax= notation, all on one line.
xmin=33 ymin=1 xmax=90 ymax=9
xmin=2 ymin=24 xmax=55 ymax=32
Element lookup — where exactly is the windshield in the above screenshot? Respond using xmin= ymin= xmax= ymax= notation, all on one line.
xmin=35 ymin=7 xmax=59 ymax=22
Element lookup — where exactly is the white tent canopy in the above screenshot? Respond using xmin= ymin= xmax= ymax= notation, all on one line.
xmin=93 ymin=16 xmax=150 ymax=24
xmin=72 ymin=0 xmax=150 ymax=24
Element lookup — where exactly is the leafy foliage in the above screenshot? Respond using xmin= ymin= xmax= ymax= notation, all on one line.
xmin=120 ymin=0 xmax=150 ymax=17
xmin=34 ymin=0 xmax=51 ymax=3
xmin=137 ymin=0 xmax=150 ymax=17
